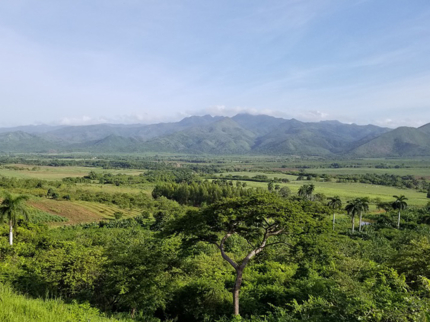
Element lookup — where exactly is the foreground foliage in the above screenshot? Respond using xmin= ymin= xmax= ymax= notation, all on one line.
xmin=0 ymin=283 xmax=131 ymax=322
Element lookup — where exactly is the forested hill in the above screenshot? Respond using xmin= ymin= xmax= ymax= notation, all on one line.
xmin=1 ymin=113 xmax=430 ymax=156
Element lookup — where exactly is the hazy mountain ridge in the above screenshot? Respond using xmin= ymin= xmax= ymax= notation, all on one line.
xmin=350 ymin=126 xmax=430 ymax=157
xmin=1 ymin=114 xmax=429 ymax=156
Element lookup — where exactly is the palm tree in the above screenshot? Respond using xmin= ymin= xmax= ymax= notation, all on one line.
xmin=298 ymin=185 xmax=307 ymax=199
xmin=345 ymin=199 xmax=360 ymax=233
xmin=307 ymin=184 xmax=315 ymax=201
xmin=357 ymin=197 xmax=369 ymax=232
xmin=392 ymin=195 xmax=408 ymax=229
xmin=298 ymin=184 xmax=315 ymax=201
xmin=327 ymin=196 xmax=342 ymax=231
xmin=0 ymin=192 xmax=31 ymax=245
xmin=345 ymin=198 xmax=369 ymax=233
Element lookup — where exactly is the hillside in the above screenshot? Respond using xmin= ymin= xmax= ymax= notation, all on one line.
xmin=252 ymin=119 xmax=389 ymax=155
xmin=1 ymin=113 xmax=430 ymax=156
xmin=141 ymin=117 xmax=255 ymax=154
xmin=0 ymin=131 xmax=61 ymax=153
xmin=351 ymin=126 xmax=430 ymax=157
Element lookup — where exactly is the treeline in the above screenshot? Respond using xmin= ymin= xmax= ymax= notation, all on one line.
xmin=215 ymin=173 xmax=290 ymax=183
xmin=294 ymin=172 xmax=429 ymax=191
xmin=62 ymin=169 xmax=200 ymax=186
xmin=0 ymin=156 xmax=224 ymax=174
xmin=0 ymin=156 xmax=176 ymax=170
xmin=334 ymin=173 xmax=428 ymax=190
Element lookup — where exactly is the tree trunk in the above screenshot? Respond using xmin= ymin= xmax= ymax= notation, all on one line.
xmin=359 ymin=212 xmax=362 ymax=232
xmin=351 ymin=215 xmax=355 ymax=233
xmin=397 ymin=210 xmax=401 ymax=229
xmin=233 ymin=268 xmax=243 ymax=316
xmin=9 ymin=220 xmax=13 ymax=246
xmin=332 ymin=212 xmax=336 ymax=231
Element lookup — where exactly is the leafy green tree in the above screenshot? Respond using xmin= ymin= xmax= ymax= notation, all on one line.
xmin=267 ymin=181 xmax=274 ymax=191
xmin=298 ymin=184 xmax=315 ymax=201
xmin=327 ymin=196 xmax=342 ymax=231
xmin=0 ymin=192 xmax=31 ymax=245
xmin=392 ymin=195 xmax=408 ymax=229
xmin=278 ymin=186 xmax=291 ymax=198
xmin=170 ymin=195 xmax=312 ymax=316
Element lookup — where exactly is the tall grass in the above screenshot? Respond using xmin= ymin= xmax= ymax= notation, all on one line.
xmin=0 ymin=283 xmax=131 ymax=322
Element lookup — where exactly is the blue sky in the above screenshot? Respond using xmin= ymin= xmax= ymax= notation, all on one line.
xmin=0 ymin=0 xmax=429 ymax=127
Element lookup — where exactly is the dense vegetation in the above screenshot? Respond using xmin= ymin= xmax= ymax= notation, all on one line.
xmin=1 ymin=155 xmax=430 ymax=321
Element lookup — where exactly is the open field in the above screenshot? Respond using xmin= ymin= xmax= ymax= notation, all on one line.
xmin=27 ymin=199 xmax=140 ymax=226
xmin=0 ymin=164 xmax=143 ymax=180
xmin=219 ymin=178 xmax=429 ymax=207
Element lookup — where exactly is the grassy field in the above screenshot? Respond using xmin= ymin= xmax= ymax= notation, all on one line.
xmin=0 ymin=284 xmax=131 ymax=322
xmin=27 ymin=199 xmax=140 ymax=226
xmin=216 ymin=169 xmax=429 ymax=207
xmin=220 ymin=178 xmax=428 ymax=207
xmin=0 ymin=164 xmax=143 ymax=180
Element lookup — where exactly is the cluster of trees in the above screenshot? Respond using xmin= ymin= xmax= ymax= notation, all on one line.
xmin=293 ymin=171 xmax=429 ymax=191
xmin=152 ymin=180 xmax=260 ymax=206
xmin=2 ymin=190 xmax=430 ymax=321
xmin=62 ymin=169 xmax=199 ymax=186
xmin=335 ymin=173 xmax=428 ymax=191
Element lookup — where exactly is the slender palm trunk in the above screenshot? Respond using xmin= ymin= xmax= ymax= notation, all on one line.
xmin=359 ymin=211 xmax=363 ymax=232
xmin=332 ymin=212 xmax=336 ymax=231
xmin=9 ymin=220 xmax=13 ymax=246
xmin=351 ymin=214 xmax=355 ymax=233
xmin=233 ymin=268 xmax=244 ymax=316
xmin=397 ymin=210 xmax=401 ymax=229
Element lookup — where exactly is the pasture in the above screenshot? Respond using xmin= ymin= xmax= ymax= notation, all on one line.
xmin=215 ymin=173 xmax=429 ymax=207
xmin=0 ymin=164 xmax=143 ymax=180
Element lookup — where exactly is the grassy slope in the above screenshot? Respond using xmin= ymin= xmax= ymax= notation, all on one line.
xmin=0 ymin=284 xmax=131 ymax=322
xmin=27 ymin=199 xmax=141 ymax=226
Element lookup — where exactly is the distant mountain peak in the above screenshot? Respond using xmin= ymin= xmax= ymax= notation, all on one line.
xmin=0 ymin=113 xmax=428 ymax=156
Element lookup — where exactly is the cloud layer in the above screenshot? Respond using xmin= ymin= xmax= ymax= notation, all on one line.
xmin=0 ymin=1 xmax=429 ymax=128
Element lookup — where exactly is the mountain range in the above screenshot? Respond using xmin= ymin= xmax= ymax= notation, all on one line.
xmin=0 ymin=114 xmax=429 ymax=157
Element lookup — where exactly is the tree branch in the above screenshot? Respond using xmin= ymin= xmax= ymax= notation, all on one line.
xmin=265 ymin=241 xmax=289 ymax=247
xmin=217 ymin=233 xmax=238 ymax=270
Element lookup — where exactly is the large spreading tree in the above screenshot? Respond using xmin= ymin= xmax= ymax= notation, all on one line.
xmin=170 ymin=194 xmax=315 ymax=316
